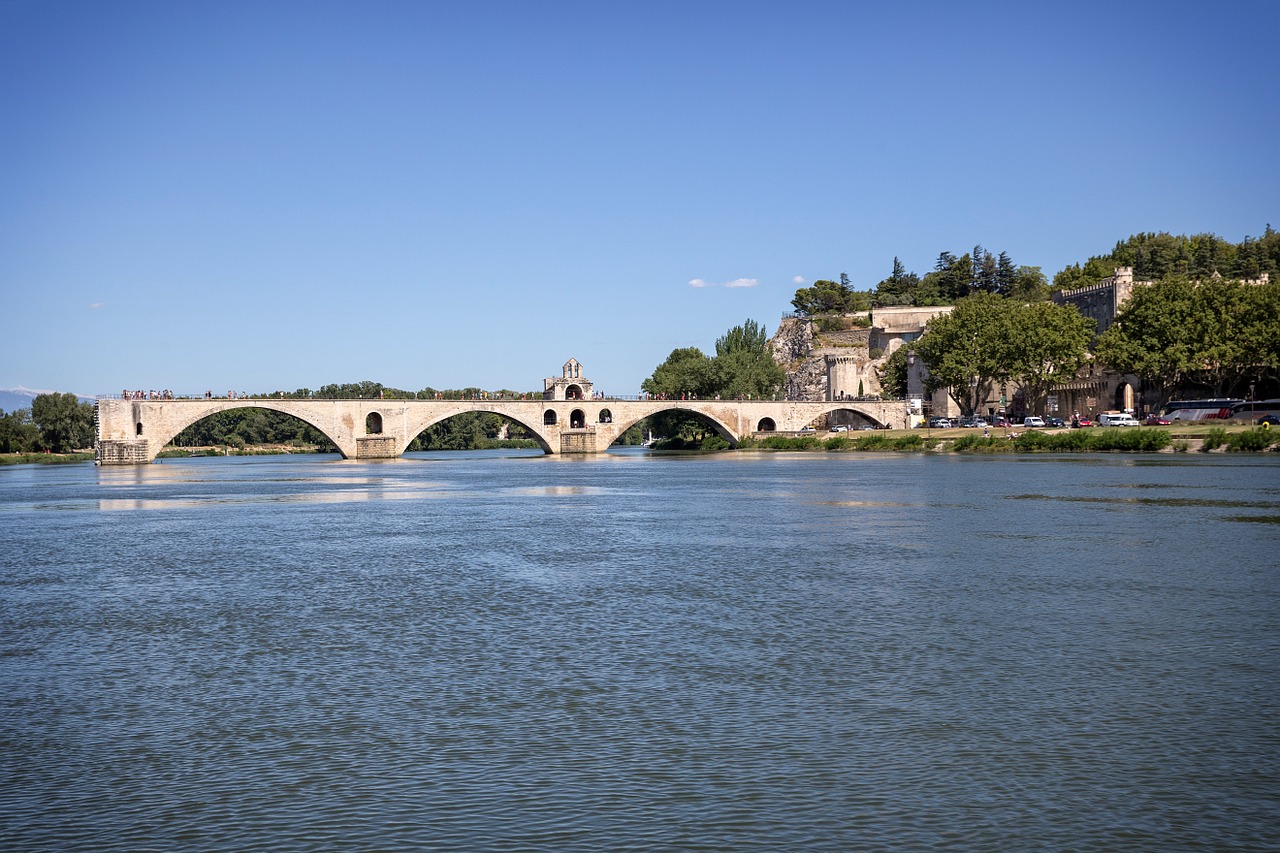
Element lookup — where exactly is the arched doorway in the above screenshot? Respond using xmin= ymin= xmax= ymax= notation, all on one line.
xmin=543 ymin=410 xmax=558 ymax=426
xmin=1115 ymin=382 xmax=1135 ymax=412
xmin=598 ymin=409 xmax=612 ymax=423
xmin=570 ymin=409 xmax=586 ymax=429
xmin=366 ymin=412 xmax=383 ymax=434
xmin=566 ymin=385 xmax=583 ymax=400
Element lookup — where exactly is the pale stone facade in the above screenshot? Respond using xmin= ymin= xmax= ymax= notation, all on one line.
xmin=544 ymin=358 xmax=593 ymax=401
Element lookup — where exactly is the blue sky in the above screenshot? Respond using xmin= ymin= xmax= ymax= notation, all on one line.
xmin=2 ymin=0 xmax=1277 ymax=398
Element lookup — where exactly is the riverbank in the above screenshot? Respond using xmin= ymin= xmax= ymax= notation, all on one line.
xmin=0 ymin=452 xmax=95 ymax=466
xmin=738 ymin=424 xmax=1280 ymax=453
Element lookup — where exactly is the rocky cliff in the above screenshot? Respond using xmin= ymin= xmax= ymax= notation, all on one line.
xmin=769 ymin=316 xmax=886 ymax=401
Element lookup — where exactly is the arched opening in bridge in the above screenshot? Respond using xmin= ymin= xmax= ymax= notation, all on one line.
xmin=168 ymin=408 xmax=340 ymax=455
xmin=822 ymin=408 xmax=883 ymax=431
xmin=543 ymin=410 xmax=558 ymax=426
xmin=756 ymin=417 xmax=776 ymax=432
xmin=366 ymin=412 xmax=383 ymax=434
xmin=569 ymin=409 xmax=586 ymax=429
xmin=598 ymin=409 xmax=612 ymax=423
xmin=135 ymin=422 xmax=144 ymax=436
xmin=565 ymin=384 xmax=583 ymax=400
xmin=635 ymin=408 xmax=736 ymax=450
xmin=406 ymin=412 xmax=545 ymax=453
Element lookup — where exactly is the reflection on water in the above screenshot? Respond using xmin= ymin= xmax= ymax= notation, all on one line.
xmin=1 ymin=450 xmax=1278 ymax=851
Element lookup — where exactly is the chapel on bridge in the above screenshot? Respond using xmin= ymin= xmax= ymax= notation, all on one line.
xmin=544 ymin=358 xmax=593 ymax=401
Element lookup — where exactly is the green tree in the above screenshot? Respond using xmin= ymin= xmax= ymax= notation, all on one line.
xmin=30 ymin=393 xmax=94 ymax=452
xmin=0 ymin=408 xmax=40 ymax=453
xmin=642 ymin=347 xmax=716 ymax=399
xmin=876 ymin=347 xmax=910 ymax=398
xmin=1006 ymin=301 xmax=1092 ymax=415
xmin=914 ymin=293 xmax=1013 ymax=415
xmin=791 ymin=279 xmax=854 ymax=315
xmin=712 ymin=320 xmax=785 ymax=398
xmin=1094 ymin=276 xmax=1198 ymax=406
xmin=1009 ymin=265 xmax=1050 ymax=302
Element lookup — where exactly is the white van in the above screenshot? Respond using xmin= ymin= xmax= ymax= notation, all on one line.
xmin=1022 ymin=416 xmax=1045 ymax=428
xmin=1097 ymin=412 xmax=1140 ymax=427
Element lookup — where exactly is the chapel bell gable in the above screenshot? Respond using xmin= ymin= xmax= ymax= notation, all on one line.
xmin=544 ymin=358 xmax=593 ymax=400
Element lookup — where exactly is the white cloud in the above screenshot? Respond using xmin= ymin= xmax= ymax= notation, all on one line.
xmin=792 ymin=275 xmax=807 ymax=285
xmin=688 ymin=277 xmax=758 ymax=289
xmin=89 ymin=302 xmax=105 ymax=309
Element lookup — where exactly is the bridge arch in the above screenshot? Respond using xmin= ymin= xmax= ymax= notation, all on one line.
xmin=401 ymin=406 xmax=555 ymax=455
xmin=816 ymin=405 xmax=887 ymax=429
xmin=146 ymin=401 xmax=350 ymax=459
xmin=608 ymin=404 xmax=741 ymax=449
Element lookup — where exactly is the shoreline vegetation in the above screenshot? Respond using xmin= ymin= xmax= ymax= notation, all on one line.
xmin=4 ymin=425 xmax=1277 ymax=466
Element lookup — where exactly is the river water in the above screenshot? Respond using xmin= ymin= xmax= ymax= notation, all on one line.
xmin=2 ymin=449 xmax=1278 ymax=851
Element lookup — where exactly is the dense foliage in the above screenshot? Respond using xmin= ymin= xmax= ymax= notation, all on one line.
xmin=1054 ymin=227 xmax=1280 ymax=290
xmin=1094 ymin=274 xmax=1280 ymax=402
xmin=913 ymin=294 xmax=1091 ymax=416
xmin=790 ymin=274 xmax=871 ymax=315
xmin=0 ymin=394 xmax=95 ymax=453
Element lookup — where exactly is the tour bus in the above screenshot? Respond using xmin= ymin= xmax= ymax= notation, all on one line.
xmin=1160 ymin=399 xmax=1244 ymax=421
xmin=1229 ymin=399 xmax=1280 ymax=423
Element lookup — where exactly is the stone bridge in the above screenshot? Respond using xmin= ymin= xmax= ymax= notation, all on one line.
xmin=95 ymin=396 xmax=909 ymax=464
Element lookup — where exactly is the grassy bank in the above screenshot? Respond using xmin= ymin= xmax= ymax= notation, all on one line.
xmin=736 ymin=425 xmax=1280 ymax=453
xmin=0 ymin=452 xmax=95 ymax=465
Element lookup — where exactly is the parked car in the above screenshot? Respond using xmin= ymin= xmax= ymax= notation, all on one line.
xmin=1072 ymin=416 xmax=1093 ymax=427
xmin=1022 ymin=416 xmax=1046 ymax=428
xmin=1145 ymin=414 xmax=1171 ymax=425
xmin=1258 ymin=415 xmax=1280 ymax=426
xmin=1045 ymin=417 xmax=1065 ymax=428
xmin=992 ymin=416 xmax=1010 ymax=427
xmin=972 ymin=418 xmax=989 ymax=428
xmin=830 ymin=424 xmax=849 ymax=432
xmin=928 ymin=417 xmax=953 ymax=429
xmin=1097 ymin=412 xmax=1141 ymax=427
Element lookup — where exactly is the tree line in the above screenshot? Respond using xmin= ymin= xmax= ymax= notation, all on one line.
xmin=0 ymin=393 xmax=95 ymax=454
xmin=790 ymin=247 xmax=1050 ymax=316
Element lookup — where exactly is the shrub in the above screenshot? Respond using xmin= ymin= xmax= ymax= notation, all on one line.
xmin=1201 ymin=427 xmax=1227 ymax=451
xmin=1225 ymin=428 xmax=1279 ymax=452
xmin=701 ymin=434 xmax=731 ymax=451
xmin=949 ymin=434 xmax=1007 ymax=452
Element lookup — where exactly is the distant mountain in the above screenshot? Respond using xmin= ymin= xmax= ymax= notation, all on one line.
xmin=0 ymin=387 xmax=95 ymax=414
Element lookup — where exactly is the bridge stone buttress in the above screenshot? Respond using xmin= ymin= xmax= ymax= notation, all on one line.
xmin=95 ymin=397 xmax=908 ymax=465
